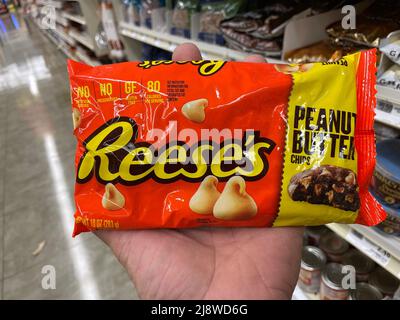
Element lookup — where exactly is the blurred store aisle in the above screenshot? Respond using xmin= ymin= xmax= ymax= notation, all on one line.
xmin=0 ymin=13 xmax=138 ymax=299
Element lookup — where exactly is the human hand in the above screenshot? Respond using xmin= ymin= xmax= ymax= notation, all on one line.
xmin=96 ymin=43 xmax=304 ymax=299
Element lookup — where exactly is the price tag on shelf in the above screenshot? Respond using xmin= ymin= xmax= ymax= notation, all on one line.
xmin=377 ymin=99 xmax=394 ymax=113
xmin=346 ymin=230 xmax=391 ymax=266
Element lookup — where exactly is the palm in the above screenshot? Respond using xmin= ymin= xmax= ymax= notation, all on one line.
xmin=96 ymin=44 xmax=303 ymax=300
xmin=96 ymin=227 xmax=303 ymax=299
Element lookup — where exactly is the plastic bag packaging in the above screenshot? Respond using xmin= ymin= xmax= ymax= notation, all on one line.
xmin=171 ymin=0 xmax=198 ymax=38
xmin=284 ymin=39 xmax=367 ymax=64
xmin=198 ymin=0 xmax=243 ymax=45
xmin=67 ymin=49 xmax=386 ymax=236
xmin=326 ymin=17 xmax=400 ymax=48
xmin=220 ymin=1 xmax=308 ymax=40
xmin=123 ymin=0 xmax=141 ymax=26
xmin=140 ymin=0 xmax=165 ymax=29
xmin=326 ymin=1 xmax=400 ymax=48
xmin=219 ymin=1 xmax=309 ymax=56
xmin=377 ymin=64 xmax=400 ymax=91
xmin=101 ymin=0 xmax=124 ymax=59
xmin=220 ymin=26 xmax=282 ymax=55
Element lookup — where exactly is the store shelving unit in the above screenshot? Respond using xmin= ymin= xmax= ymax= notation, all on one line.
xmin=294 ymin=223 xmax=400 ymax=300
xmin=75 ymin=49 xmax=101 ymax=66
xmin=118 ymin=21 xmax=283 ymax=63
xmin=32 ymin=17 xmax=76 ymax=60
xmin=119 ymin=21 xmax=248 ymax=61
xmin=69 ymin=29 xmax=94 ymax=51
xmin=292 ymin=286 xmax=319 ymax=300
xmin=55 ymin=14 xmax=69 ymax=27
xmin=54 ymin=26 xmax=76 ymax=46
xmin=376 ymin=85 xmax=400 ymax=129
xmin=27 ymin=0 xmax=400 ymax=302
xmin=30 ymin=0 xmax=108 ymax=65
xmin=64 ymin=0 xmax=109 ymax=57
xmin=32 ymin=20 xmax=99 ymax=67
xmin=31 ymin=0 xmax=400 ymax=288
xmin=61 ymin=11 xmax=86 ymax=25
xmin=327 ymin=223 xmax=400 ymax=280
xmin=117 ymin=22 xmax=400 ymax=128
xmin=36 ymin=0 xmax=62 ymax=8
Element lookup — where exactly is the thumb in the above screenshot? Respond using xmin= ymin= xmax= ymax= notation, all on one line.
xmin=172 ymin=43 xmax=202 ymax=60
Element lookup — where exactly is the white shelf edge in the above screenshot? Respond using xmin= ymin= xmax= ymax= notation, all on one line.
xmin=69 ymin=29 xmax=94 ymax=51
xmin=292 ymin=285 xmax=320 ymax=300
xmin=62 ymin=12 xmax=86 ymax=25
xmin=75 ymin=50 xmax=101 ymax=66
xmin=327 ymin=223 xmax=400 ymax=280
xmin=375 ymin=85 xmax=400 ymax=130
xmin=54 ymin=27 xmax=75 ymax=46
xmin=35 ymin=23 xmax=76 ymax=61
xmin=119 ymin=23 xmax=399 ymax=130
xmin=375 ymin=110 xmax=400 ymax=130
xmin=36 ymin=0 xmax=62 ymax=8
xmin=119 ymin=22 xmax=283 ymax=63
xmin=377 ymin=85 xmax=400 ymax=106
xmin=55 ymin=16 xmax=69 ymax=27
xmin=32 ymin=18 xmax=102 ymax=67
xmin=351 ymin=224 xmax=400 ymax=261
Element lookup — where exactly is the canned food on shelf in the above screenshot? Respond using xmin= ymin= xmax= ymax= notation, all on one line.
xmin=319 ymin=232 xmax=349 ymax=263
xmin=305 ymin=226 xmax=330 ymax=246
xmin=349 ymin=283 xmax=383 ymax=300
xmin=298 ymin=246 xmax=327 ymax=294
xmin=368 ymin=267 xmax=400 ymax=298
xmin=374 ymin=202 xmax=400 ymax=236
xmin=371 ymin=139 xmax=400 ymax=208
xmin=320 ymin=263 xmax=349 ymax=300
xmin=342 ymin=249 xmax=376 ymax=282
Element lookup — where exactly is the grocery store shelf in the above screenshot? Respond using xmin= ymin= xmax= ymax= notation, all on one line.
xmin=32 ymin=17 xmax=102 ymax=67
xmin=75 ymin=50 xmax=101 ymax=66
xmin=36 ymin=0 xmax=63 ymax=8
xmin=119 ymin=21 xmax=283 ymax=62
xmin=55 ymin=15 xmax=69 ymax=27
xmin=377 ymin=85 xmax=400 ymax=106
xmin=69 ymin=29 xmax=93 ymax=50
xmin=62 ymin=12 xmax=86 ymax=25
xmin=35 ymin=23 xmax=76 ymax=60
xmin=327 ymin=223 xmax=400 ymax=280
xmin=292 ymin=285 xmax=319 ymax=300
xmin=375 ymin=85 xmax=400 ymax=130
xmin=54 ymin=27 xmax=75 ymax=46
xmin=375 ymin=109 xmax=400 ymax=130
xmin=352 ymin=224 xmax=400 ymax=261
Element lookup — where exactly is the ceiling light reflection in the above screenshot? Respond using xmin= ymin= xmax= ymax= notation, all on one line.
xmin=43 ymin=133 xmax=100 ymax=300
xmin=0 ymin=56 xmax=51 ymax=91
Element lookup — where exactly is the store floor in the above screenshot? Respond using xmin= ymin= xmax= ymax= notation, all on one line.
xmin=0 ymin=14 xmax=138 ymax=299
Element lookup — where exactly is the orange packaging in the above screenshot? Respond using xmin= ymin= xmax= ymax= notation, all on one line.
xmin=67 ymin=49 xmax=386 ymax=236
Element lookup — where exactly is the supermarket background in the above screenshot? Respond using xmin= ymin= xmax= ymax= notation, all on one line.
xmin=0 ymin=0 xmax=399 ymax=299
